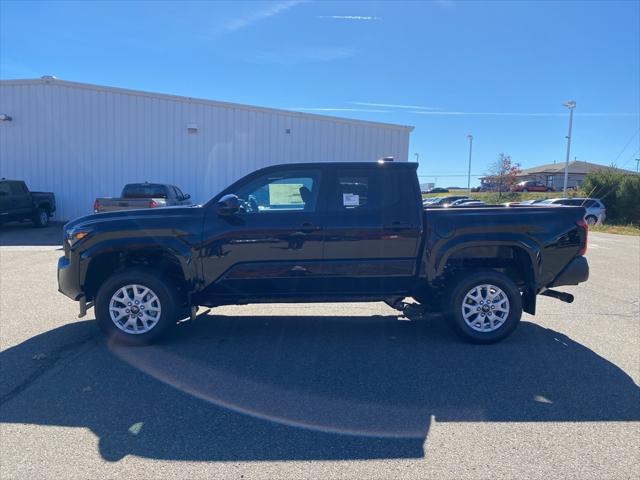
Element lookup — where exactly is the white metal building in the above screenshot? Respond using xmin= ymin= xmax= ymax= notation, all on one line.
xmin=0 ymin=77 xmax=413 ymax=220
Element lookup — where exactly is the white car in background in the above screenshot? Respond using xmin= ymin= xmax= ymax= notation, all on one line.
xmin=539 ymin=198 xmax=606 ymax=225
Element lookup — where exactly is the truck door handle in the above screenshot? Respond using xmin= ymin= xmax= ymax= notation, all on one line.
xmin=384 ymin=222 xmax=413 ymax=230
xmin=300 ymin=222 xmax=322 ymax=233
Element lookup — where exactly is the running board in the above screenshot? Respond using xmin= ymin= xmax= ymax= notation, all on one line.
xmin=540 ymin=289 xmax=574 ymax=304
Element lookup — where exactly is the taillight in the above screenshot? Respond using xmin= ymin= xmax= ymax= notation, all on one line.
xmin=149 ymin=200 xmax=158 ymax=208
xmin=577 ymin=218 xmax=588 ymax=255
xmin=93 ymin=200 xmax=99 ymax=213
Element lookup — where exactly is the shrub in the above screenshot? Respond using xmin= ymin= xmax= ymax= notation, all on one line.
xmin=582 ymin=168 xmax=640 ymax=224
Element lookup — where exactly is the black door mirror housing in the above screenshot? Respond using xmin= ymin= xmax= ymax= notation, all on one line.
xmin=216 ymin=194 xmax=241 ymax=216
xmin=183 ymin=193 xmax=191 ymax=200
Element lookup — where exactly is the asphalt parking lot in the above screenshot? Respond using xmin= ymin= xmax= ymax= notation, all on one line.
xmin=1 ymin=223 xmax=638 ymax=479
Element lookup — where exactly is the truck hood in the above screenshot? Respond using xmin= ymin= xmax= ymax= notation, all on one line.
xmin=64 ymin=205 xmax=203 ymax=231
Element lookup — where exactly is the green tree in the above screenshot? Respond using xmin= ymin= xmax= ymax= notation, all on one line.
xmin=582 ymin=168 xmax=640 ymax=224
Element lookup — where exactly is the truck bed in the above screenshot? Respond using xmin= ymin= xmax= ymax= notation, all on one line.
xmin=423 ymin=204 xmax=587 ymax=287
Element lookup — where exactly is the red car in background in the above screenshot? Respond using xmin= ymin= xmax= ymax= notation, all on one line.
xmin=511 ymin=180 xmax=554 ymax=192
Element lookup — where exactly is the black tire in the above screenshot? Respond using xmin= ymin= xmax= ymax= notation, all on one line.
xmin=447 ymin=270 xmax=522 ymax=344
xmin=585 ymin=215 xmax=598 ymax=226
xmin=95 ymin=268 xmax=178 ymax=345
xmin=32 ymin=208 xmax=49 ymax=227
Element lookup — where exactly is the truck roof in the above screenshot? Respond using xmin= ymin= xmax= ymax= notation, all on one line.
xmin=257 ymin=161 xmax=418 ymax=170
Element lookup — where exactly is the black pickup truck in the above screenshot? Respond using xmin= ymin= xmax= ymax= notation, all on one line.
xmin=58 ymin=161 xmax=589 ymax=345
xmin=0 ymin=179 xmax=56 ymax=227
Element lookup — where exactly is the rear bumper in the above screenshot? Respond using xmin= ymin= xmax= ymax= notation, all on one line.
xmin=549 ymin=256 xmax=589 ymax=287
xmin=57 ymin=256 xmax=83 ymax=300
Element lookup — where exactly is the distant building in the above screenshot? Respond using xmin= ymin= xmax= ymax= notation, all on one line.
xmin=0 ymin=77 xmax=413 ymax=220
xmin=515 ymin=161 xmax=637 ymax=190
xmin=420 ymin=182 xmax=435 ymax=192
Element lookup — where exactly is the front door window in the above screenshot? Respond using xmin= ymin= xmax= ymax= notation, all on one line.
xmin=235 ymin=170 xmax=320 ymax=213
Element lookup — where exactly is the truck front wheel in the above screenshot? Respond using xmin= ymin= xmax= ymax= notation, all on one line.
xmin=448 ymin=270 xmax=522 ymax=344
xmin=95 ymin=268 xmax=178 ymax=345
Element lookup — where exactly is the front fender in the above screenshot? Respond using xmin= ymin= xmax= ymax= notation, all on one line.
xmin=78 ymin=236 xmax=198 ymax=290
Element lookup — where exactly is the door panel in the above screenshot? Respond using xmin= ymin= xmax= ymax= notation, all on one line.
xmin=198 ymin=168 xmax=326 ymax=301
xmin=9 ymin=182 xmax=31 ymax=216
xmin=321 ymin=168 xmax=421 ymax=294
xmin=0 ymin=183 xmax=12 ymax=218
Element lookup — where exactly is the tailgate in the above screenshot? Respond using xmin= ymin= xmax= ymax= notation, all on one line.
xmin=95 ymin=197 xmax=166 ymax=212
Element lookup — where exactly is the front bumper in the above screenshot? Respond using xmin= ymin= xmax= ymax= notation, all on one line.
xmin=549 ymin=256 xmax=589 ymax=287
xmin=57 ymin=256 xmax=83 ymax=300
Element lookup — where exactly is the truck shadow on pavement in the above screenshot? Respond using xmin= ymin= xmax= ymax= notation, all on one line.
xmin=1 ymin=313 xmax=639 ymax=462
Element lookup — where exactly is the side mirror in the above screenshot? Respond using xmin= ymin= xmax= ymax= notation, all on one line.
xmin=183 ymin=193 xmax=191 ymax=200
xmin=216 ymin=194 xmax=241 ymax=216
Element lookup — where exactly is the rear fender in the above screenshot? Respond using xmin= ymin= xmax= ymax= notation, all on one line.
xmin=426 ymin=234 xmax=542 ymax=285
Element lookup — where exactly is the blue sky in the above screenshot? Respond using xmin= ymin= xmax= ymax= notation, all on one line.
xmin=1 ymin=0 xmax=639 ymax=186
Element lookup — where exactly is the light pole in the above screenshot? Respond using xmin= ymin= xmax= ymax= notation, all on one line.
xmin=635 ymin=158 xmax=639 ymax=173
xmin=414 ymin=153 xmax=419 ymax=163
xmin=562 ymin=100 xmax=576 ymax=193
xmin=466 ymin=135 xmax=473 ymax=193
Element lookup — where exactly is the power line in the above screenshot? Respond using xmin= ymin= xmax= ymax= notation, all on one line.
xmin=620 ymin=148 xmax=640 ymax=168
xmin=612 ymin=128 xmax=640 ymax=166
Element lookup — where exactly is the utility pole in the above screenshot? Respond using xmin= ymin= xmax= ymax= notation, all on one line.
xmin=562 ymin=101 xmax=576 ymax=193
xmin=466 ymin=135 xmax=473 ymax=193
xmin=635 ymin=158 xmax=640 ymax=172
xmin=414 ymin=153 xmax=419 ymax=163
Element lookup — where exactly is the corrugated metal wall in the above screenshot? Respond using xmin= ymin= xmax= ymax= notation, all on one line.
xmin=0 ymin=79 xmax=412 ymax=220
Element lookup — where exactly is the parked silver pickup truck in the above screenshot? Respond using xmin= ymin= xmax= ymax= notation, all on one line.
xmin=93 ymin=183 xmax=191 ymax=213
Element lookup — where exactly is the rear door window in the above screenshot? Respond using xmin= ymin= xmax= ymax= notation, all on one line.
xmin=0 ymin=183 xmax=11 ymax=196
xmin=559 ymin=199 xmax=583 ymax=206
xmin=9 ymin=182 xmax=26 ymax=195
xmin=329 ymin=168 xmax=400 ymax=212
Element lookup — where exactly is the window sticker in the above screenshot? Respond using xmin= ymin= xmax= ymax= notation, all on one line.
xmin=343 ymin=193 xmax=360 ymax=206
xmin=269 ymin=183 xmax=304 ymax=206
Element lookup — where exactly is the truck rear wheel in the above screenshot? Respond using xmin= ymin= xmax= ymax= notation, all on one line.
xmin=95 ymin=268 xmax=178 ymax=345
xmin=447 ymin=270 xmax=522 ymax=344
xmin=32 ymin=208 xmax=49 ymax=227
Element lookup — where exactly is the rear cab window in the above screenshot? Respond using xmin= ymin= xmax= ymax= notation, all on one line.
xmin=122 ymin=184 xmax=168 ymax=198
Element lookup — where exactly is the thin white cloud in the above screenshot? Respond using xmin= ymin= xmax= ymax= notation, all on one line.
xmin=223 ymin=0 xmax=305 ymax=33
xmin=247 ymin=46 xmax=356 ymax=64
xmin=410 ymin=111 xmax=639 ymax=117
xmin=318 ymin=15 xmax=381 ymax=21
xmin=287 ymin=107 xmax=392 ymax=113
xmin=352 ymin=101 xmax=440 ymax=110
